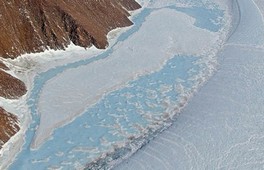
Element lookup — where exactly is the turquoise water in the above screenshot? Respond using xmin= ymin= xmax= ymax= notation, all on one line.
xmin=9 ymin=2 xmax=225 ymax=170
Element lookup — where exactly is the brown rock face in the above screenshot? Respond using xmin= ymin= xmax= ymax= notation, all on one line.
xmin=0 ymin=70 xmax=27 ymax=99
xmin=0 ymin=0 xmax=140 ymax=150
xmin=0 ymin=107 xmax=20 ymax=149
xmin=0 ymin=0 xmax=141 ymax=59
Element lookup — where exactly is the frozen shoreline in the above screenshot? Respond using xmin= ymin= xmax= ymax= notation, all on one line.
xmin=32 ymin=7 xmax=221 ymax=150
xmin=116 ymin=0 xmax=264 ymax=169
xmin=0 ymin=4 xmax=146 ymax=169
xmin=1 ymin=0 xmax=232 ymax=169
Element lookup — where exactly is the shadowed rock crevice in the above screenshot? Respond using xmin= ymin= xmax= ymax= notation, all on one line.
xmin=0 ymin=0 xmax=141 ymax=58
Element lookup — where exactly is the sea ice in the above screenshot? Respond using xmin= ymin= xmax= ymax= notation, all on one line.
xmin=32 ymin=8 xmax=219 ymax=149
xmin=116 ymin=0 xmax=264 ymax=169
xmin=5 ymin=0 xmax=231 ymax=169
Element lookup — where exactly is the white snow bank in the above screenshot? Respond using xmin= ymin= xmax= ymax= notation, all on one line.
xmin=32 ymin=8 xmax=219 ymax=149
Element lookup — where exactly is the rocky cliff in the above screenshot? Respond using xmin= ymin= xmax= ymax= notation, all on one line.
xmin=0 ymin=69 xmax=27 ymax=99
xmin=0 ymin=107 xmax=20 ymax=149
xmin=0 ymin=0 xmax=141 ymax=59
xmin=0 ymin=62 xmax=25 ymax=149
xmin=0 ymin=0 xmax=141 ymax=150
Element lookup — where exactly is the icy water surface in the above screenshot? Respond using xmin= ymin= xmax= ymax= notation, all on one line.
xmin=116 ymin=0 xmax=264 ymax=169
xmin=9 ymin=1 xmax=226 ymax=169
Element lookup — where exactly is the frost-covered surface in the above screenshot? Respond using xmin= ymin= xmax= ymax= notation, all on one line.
xmin=0 ymin=10 xmax=128 ymax=170
xmin=0 ymin=71 xmax=31 ymax=170
xmin=254 ymin=0 xmax=264 ymax=18
xmin=116 ymin=0 xmax=264 ymax=169
xmin=3 ymin=0 xmax=232 ymax=169
xmin=33 ymin=7 xmax=219 ymax=149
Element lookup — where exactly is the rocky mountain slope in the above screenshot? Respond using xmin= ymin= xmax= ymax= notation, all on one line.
xmin=0 ymin=0 xmax=141 ymax=59
xmin=0 ymin=0 xmax=140 ymax=150
xmin=0 ymin=69 xmax=27 ymax=99
xmin=0 ymin=62 xmax=25 ymax=150
xmin=0 ymin=107 xmax=20 ymax=149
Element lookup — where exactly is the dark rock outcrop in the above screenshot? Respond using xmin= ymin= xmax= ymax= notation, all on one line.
xmin=0 ymin=0 xmax=141 ymax=59
xmin=0 ymin=70 xmax=27 ymax=99
xmin=0 ymin=107 xmax=20 ymax=149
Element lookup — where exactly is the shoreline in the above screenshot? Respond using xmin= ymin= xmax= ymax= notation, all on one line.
xmin=0 ymin=3 xmax=146 ymax=169
xmin=1 ymin=0 xmax=232 ymax=169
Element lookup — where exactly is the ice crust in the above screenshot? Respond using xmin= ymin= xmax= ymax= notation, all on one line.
xmin=33 ymin=8 xmax=219 ymax=149
xmin=116 ymin=0 xmax=264 ymax=169
xmin=1 ymin=0 xmax=235 ymax=169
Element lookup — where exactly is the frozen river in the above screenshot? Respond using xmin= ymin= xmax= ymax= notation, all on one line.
xmin=7 ymin=0 xmax=232 ymax=169
xmin=116 ymin=0 xmax=264 ymax=169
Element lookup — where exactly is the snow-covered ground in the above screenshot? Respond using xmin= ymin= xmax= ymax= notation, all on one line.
xmin=116 ymin=0 xmax=264 ymax=169
xmin=1 ymin=0 xmax=235 ymax=169
xmin=33 ymin=7 xmax=219 ymax=149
